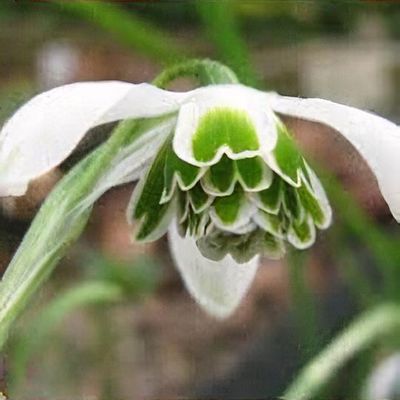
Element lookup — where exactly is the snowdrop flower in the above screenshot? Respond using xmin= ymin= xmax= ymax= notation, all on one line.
xmin=1 ymin=81 xmax=399 ymax=318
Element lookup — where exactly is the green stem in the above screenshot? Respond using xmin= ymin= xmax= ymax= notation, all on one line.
xmin=153 ymin=59 xmax=239 ymax=88
xmin=283 ymin=303 xmax=400 ymax=400
xmin=287 ymin=251 xmax=320 ymax=359
xmin=9 ymin=281 xmax=123 ymax=391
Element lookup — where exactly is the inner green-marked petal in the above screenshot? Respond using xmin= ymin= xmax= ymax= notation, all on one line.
xmin=290 ymin=217 xmax=315 ymax=247
xmin=164 ymin=140 xmax=201 ymax=199
xmin=189 ymin=183 xmax=212 ymax=213
xmin=298 ymin=180 xmax=326 ymax=227
xmin=133 ymin=140 xmax=168 ymax=220
xmin=192 ymin=107 xmax=260 ymax=162
xmin=235 ymin=157 xmax=264 ymax=189
xmin=283 ymin=185 xmax=304 ymax=222
xmin=213 ymin=187 xmax=244 ymax=225
xmin=255 ymin=211 xmax=282 ymax=236
xmin=263 ymin=232 xmax=285 ymax=259
xmin=272 ymin=122 xmax=302 ymax=184
xmin=131 ymin=140 xmax=175 ymax=241
xmin=205 ymin=155 xmax=236 ymax=194
xmin=258 ymin=175 xmax=282 ymax=213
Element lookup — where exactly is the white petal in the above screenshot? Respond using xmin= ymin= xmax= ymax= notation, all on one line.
xmin=270 ymin=95 xmax=400 ymax=221
xmin=168 ymin=222 xmax=259 ymax=318
xmin=0 ymin=81 xmax=185 ymax=196
xmin=75 ymin=117 xmax=176 ymax=213
xmin=301 ymin=163 xmax=332 ymax=229
xmin=173 ymin=84 xmax=277 ymax=167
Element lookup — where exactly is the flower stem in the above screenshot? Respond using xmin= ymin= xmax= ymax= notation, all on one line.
xmin=153 ymin=59 xmax=239 ymax=89
xmin=287 ymin=251 xmax=321 ymax=360
xmin=283 ymin=303 xmax=400 ymax=400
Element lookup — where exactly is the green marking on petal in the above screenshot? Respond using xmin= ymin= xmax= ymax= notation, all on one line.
xmin=192 ymin=107 xmax=259 ymax=162
xmin=177 ymin=190 xmax=189 ymax=223
xmin=283 ymin=185 xmax=304 ymax=223
xmin=272 ymin=121 xmax=302 ymax=185
xmin=288 ymin=216 xmax=316 ymax=249
xmin=235 ymin=157 xmax=264 ymax=190
xmin=163 ymin=139 xmax=201 ymax=201
xmin=254 ymin=211 xmax=283 ymax=237
xmin=257 ymin=174 xmax=283 ymax=214
xmin=131 ymin=139 xmax=174 ymax=242
xmin=263 ymin=232 xmax=285 ymax=259
xmin=229 ymin=229 xmax=263 ymax=263
xmin=203 ymin=155 xmax=236 ymax=195
xmin=188 ymin=183 xmax=213 ymax=213
xmin=213 ymin=187 xmax=244 ymax=225
xmin=185 ymin=209 xmax=210 ymax=237
xmin=197 ymin=228 xmax=262 ymax=263
xmin=298 ymin=179 xmax=326 ymax=228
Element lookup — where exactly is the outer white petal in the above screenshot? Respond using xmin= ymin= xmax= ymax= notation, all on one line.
xmin=0 ymin=81 xmax=185 ymax=196
xmin=168 ymin=222 xmax=259 ymax=318
xmin=75 ymin=117 xmax=176 ymax=213
xmin=270 ymin=95 xmax=400 ymax=221
xmin=173 ymin=84 xmax=277 ymax=167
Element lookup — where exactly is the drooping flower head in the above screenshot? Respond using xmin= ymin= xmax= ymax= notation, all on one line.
xmin=129 ymin=85 xmax=332 ymax=264
xmin=1 ymin=78 xmax=399 ymax=318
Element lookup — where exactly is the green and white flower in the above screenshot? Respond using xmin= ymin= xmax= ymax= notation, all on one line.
xmin=1 ymin=81 xmax=399 ymax=318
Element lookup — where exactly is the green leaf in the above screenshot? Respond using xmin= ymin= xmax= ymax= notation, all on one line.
xmin=192 ymin=107 xmax=259 ymax=162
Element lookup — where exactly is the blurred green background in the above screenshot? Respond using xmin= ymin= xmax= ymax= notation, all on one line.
xmin=1 ymin=1 xmax=400 ymax=399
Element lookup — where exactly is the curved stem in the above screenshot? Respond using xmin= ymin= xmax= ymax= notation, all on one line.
xmin=283 ymin=303 xmax=400 ymax=400
xmin=153 ymin=59 xmax=239 ymax=89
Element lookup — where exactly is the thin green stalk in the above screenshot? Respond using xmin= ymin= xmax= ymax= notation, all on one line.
xmin=52 ymin=0 xmax=188 ymax=64
xmin=287 ymin=250 xmax=321 ymax=359
xmin=153 ymin=59 xmax=239 ymax=88
xmin=197 ymin=1 xmax=259 ymax=87
xmin=283 ymin=303 xmax=400 ymax=400
xmin=9 ymin=281 xmax=123 ymax=391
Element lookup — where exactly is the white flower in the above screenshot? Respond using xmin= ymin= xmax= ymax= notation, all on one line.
xmin=1 ymin=81 xmax=399 ymax=318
